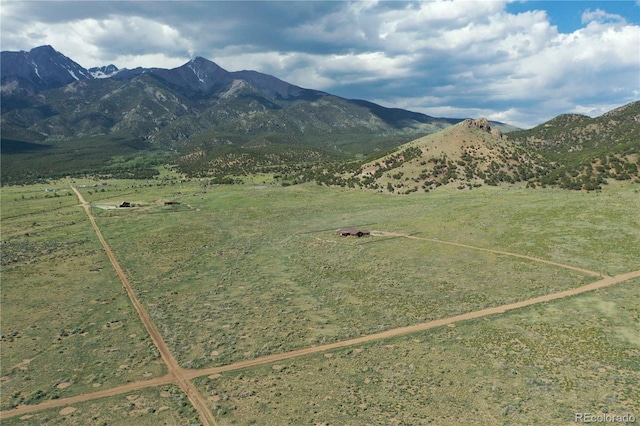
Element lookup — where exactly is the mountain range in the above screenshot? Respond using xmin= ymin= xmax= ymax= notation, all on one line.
xmin=0 ymin=46 xmax=477 ymax=152
xmin=1 ymin=45 xmax=494 ymax=183
xmin=1 ymin=45 xmax=638 ymax=189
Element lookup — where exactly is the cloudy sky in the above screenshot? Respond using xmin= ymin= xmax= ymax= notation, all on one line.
xmin=1 ymin=1 xmax=638 ymax=128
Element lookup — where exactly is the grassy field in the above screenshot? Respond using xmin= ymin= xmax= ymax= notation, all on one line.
xmin=75 ymin=179 xmax=639 ymax=369
xmin=2 ymin=176 xmax=638 ymax=423
xmin=1 ymin=183 xmax=166 ymax=410
xmin=1 ymin=385 xmax=199 ymax=426
xmin=194 ymin=278 xmax=640 ymax=425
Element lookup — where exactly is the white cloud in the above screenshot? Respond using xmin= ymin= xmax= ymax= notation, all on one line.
xmin=1 ymin=0 xmax=638 ymax=127
xmin=581 ymin=8 xmax=627 ymax=25
xmin=358 ymin=2 xmax=639 ymax=127
xmin=75 ymin=17 xmax=194 ymax=68
xmin=1 ymin=12 xmax=194 ymax=69
xmin=208 ymin=48 xmax=415 ymax=91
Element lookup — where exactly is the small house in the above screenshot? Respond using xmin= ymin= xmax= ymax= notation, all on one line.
xmin=337 ymin=228 xmax=370 ymax=237
xmin=119 ymin=201 xmax=132 ymax=208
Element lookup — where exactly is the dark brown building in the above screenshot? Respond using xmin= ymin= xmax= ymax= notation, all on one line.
xmin=337 ymin=228 xmax=370 ymax=237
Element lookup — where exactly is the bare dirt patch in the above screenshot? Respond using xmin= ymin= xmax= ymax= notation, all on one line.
xmin=59 ymin=406 xmax=77 ymax=415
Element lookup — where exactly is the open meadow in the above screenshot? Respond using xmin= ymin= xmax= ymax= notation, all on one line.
xmin=1 ymin=385 xmax=198 ymax=426
xmin=194 ymin=277 xmax=640 ymax=425
xmin=1 ymin=183 xmax=166 ymax=411
xmin=1 ymin=175 xmax=639 ymax=424
xmin=85 ymin=179 xmax=637 ymax=367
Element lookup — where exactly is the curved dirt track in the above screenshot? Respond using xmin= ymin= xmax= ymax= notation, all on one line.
xmin=374 ymin=231 xmax=604 ymax=277
xmin=2 ymin=195 xmax=638 ymax=421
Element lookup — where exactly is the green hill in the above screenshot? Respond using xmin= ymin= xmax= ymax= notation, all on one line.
xmin=347 ymin=118 xmax=550 ymax=194
xmin=507 ymin=101 xmax=640 ymax=190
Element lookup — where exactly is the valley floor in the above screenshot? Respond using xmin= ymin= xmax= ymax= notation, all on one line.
xmin=1 ymin=178 xmax=639 ymax=425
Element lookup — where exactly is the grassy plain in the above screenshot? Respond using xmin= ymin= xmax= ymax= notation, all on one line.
xmin=2 ymin=176 xmax=638 ymax=423
xmin=1 ymin=385 xmax=198 ymax=426
xmin=1 ymin=183 xmax=166 ymax=410
xmin=195 ymin=278 xmax=640 ymax=425
xmin=81 ymin=179 xmax=638 ymax=368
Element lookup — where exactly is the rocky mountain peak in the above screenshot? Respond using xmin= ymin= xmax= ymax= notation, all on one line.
xmin=88 ymin=64 xmax=119 ymax=79
xmin=184 ymin=56 xmax=226 ymax=74
xmin=1 ymin=45 xmax=93 ymax=93
xmin=29 ymin=45 xmax=57 ymax=56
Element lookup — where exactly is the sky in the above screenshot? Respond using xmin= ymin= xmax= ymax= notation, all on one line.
xmin=1 ymin=1 xmax=638 ymax=128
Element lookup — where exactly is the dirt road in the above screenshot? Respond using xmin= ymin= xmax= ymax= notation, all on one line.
xmin=188 ymin=268 xmax=640 ymax=379
xmin=374 ymin=231 xmax=604 ymax=277
xmin=2 ymin=203 xmax=637 ymax=421
xmin=1 ymin=375 xmax=175 ymax=418
xmin=67 ymin=187 xmax=218 ymax=426
xmin=4 ymin=249 xmax=637 ymax=419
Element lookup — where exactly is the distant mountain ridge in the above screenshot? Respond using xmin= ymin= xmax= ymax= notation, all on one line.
xmin=504 ymin=101 xmax=640 ymax=190
xmin=0 ymin=45 xmax=324 ymax=101
xmin=1 ymin=45 xmax=468 ymax=151
xmin=1 ymin=45 xmax=93 ymax=93
xmin=507 ymin=102 xmax=640 ymax=155
xmin=2 ymin=45 xmax=636 ymax=190
xmin=88 ymin=64 xmax=120 ymax=79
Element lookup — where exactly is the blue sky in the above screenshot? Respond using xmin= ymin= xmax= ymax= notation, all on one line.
xmin=507 ymin=1 xmax=639 ymax=32
xmin=1 ymin=1 xmax=638 ymax=128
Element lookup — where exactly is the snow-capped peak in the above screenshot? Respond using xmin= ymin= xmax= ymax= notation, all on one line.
xmin=89 ymin=64 xmax=120 ymax=79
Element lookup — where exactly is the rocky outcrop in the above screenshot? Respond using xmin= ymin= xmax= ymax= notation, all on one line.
xmin=461 ymin=117 xmax=503 ymax=139
xmin=463 ymin=117 xmax=491 ymax=131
